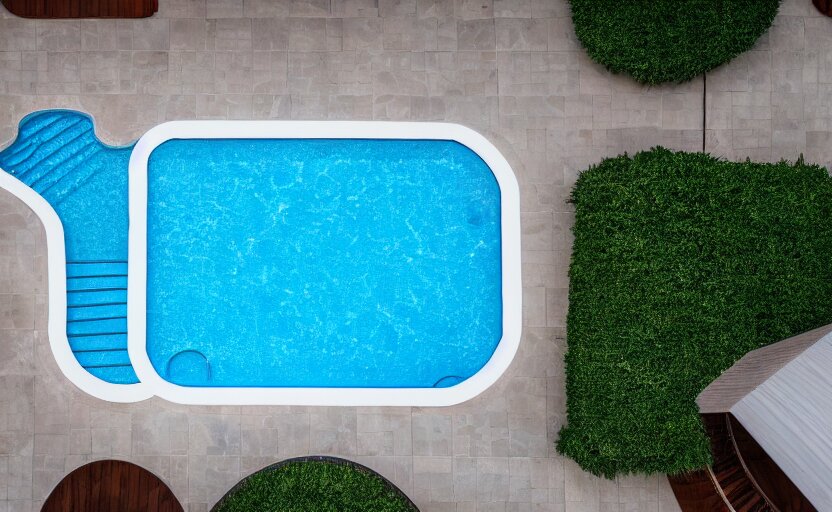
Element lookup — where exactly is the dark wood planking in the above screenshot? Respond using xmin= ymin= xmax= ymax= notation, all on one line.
xmin=670 ymin=414 xmax=816 ymax=512
xmin=42 ymin=459 xmax=184 ymax=512
xmin=814 ymin=0 xmax=832 ymax=16
xmin=138 ymin=466 xmax=152 ymax=512
xmin=668 ymin=415 xmax=737 ymax=512
xmin=0 ymin=0 xmax=156 ymax=18
xmin=89 ymin=461 xmax=103 ymax=510
xmin=107 ymin=460 xmax=122 ymax=511
xmin=130 ymin=462 xmax=143 ymax=512
xmin=667 ymin=471 xmax=729 ymax=512
xmin=705 ymin=414 xmax=772 ymax=512
xmin=729 ymin=416 xmax=817 ymax=512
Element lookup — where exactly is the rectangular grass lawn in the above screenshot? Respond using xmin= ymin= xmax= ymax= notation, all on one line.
xmin=557 ymin=147 xmax=832 ymax=477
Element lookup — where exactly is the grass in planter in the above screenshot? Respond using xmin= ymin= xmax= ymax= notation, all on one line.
xmin=213 ymin=460 xmax=415 ymax=512
xmin=558 ymin=148 xmax=832 ymax=477
xmin=569 ymin=0 xmax=780 ymax=84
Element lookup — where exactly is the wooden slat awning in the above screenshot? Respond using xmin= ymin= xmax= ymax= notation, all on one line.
xmin=696 ymin=323 xmax=832 ymax=414
xmin=696 ymin=324 xmax=832 ymax=510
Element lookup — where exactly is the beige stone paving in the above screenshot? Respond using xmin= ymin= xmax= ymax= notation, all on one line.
xmin=0 ymin=0 xmax=828 ymax=510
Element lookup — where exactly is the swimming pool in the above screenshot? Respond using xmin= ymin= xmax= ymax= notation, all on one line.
xmin=1 ymin=112 xmax=521 ymax=406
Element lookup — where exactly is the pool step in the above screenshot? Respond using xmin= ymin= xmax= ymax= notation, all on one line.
xmin=66 ymin=261 xmax=138 ymax=385
xmin=33 ymin=143 xmax=103 ymax=199
xmin=1 ymin=116 xmax=86 ymax=168
xmin=0 ymin=113 xmax=103 ymax=198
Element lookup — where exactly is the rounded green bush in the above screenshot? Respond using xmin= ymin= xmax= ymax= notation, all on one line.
xmin=213 ymin=459 xmax=417 ymax=512
xmin=569 ymin=0 xmax=781 ymax=84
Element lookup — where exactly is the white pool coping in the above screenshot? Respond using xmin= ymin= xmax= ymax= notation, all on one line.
xmin=128 ymin=121 xmax=522 ymax=406
xmin=0 ymin=171 xmax=152 ymax=403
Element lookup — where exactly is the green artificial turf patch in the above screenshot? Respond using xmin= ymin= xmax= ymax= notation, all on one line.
xmin=213 ymin=459 xmax=416 ymax=512
xmin=557 ymin=148 xmax=832 ymax=477
xmin=569 ymin=0 xmax=780 ymax=84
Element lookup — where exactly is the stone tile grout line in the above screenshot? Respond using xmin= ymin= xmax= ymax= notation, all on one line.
xmin=702 ymin=72 xmax=707 ymax=153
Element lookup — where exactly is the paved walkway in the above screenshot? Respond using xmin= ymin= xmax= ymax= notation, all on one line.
xmin=0 ymin=0 xmax=828 ymax=510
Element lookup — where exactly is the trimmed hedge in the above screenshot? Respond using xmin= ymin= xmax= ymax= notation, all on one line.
xmin=569 ymin=0 xmax=780 ymax=84
xmin=558 ymin=148 xmax=832 ymax=477
xmin=213 ymin=458 xmax=416 ymax=512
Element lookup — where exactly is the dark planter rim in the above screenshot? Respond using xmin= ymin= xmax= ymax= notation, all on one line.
xmin=211 ymin=455 xmax=420 ymax=512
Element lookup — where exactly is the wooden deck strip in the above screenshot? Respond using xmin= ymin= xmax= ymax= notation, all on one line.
xmin=0 ymin=0 xmax=156 ymax=18
xmin=42 ymin=460 xmax=183 ymax=512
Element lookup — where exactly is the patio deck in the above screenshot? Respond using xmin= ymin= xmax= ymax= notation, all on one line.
xmin=1 ymin=0 xmax=831 ymax=510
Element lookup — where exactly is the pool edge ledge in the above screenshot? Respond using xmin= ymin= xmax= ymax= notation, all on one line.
xmin=127 ymin=121 xmax=522 ymax=407
xmin=0 ymin=170 xmax=152 ymax=404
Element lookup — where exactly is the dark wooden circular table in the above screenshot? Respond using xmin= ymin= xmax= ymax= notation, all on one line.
xmin=42 ymin=460 xmax=183 ymax=512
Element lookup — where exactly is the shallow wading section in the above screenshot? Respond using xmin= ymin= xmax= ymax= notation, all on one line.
xmin=0 ymin=111 xmax=150 ymax=402
xmin=129 ymin=121 xmax=522 ymax=406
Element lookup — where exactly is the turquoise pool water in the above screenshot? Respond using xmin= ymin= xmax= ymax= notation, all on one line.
xmin=0 ymin=109 xmax=504 ymax=390
xmin=147 ymin=138 xmax=503 ymax=387
xmin=0 ymin=111 xmax=138 ymax=384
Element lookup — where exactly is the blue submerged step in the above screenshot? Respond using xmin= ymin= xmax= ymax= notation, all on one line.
xmin=66 ymin=261 xmax=137 ymax=384
xmin=0 ymin=111 xmax=139 ymax=386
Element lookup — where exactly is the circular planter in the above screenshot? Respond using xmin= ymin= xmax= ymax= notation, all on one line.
xmin=212 ymin=456 xmax=419 ymax=512
xmin=569 ymin=0 xmax=781 ymax=84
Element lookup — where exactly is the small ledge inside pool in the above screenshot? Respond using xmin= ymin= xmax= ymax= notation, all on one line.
xmin=166 ymin=349 xmax=212 ymax=386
